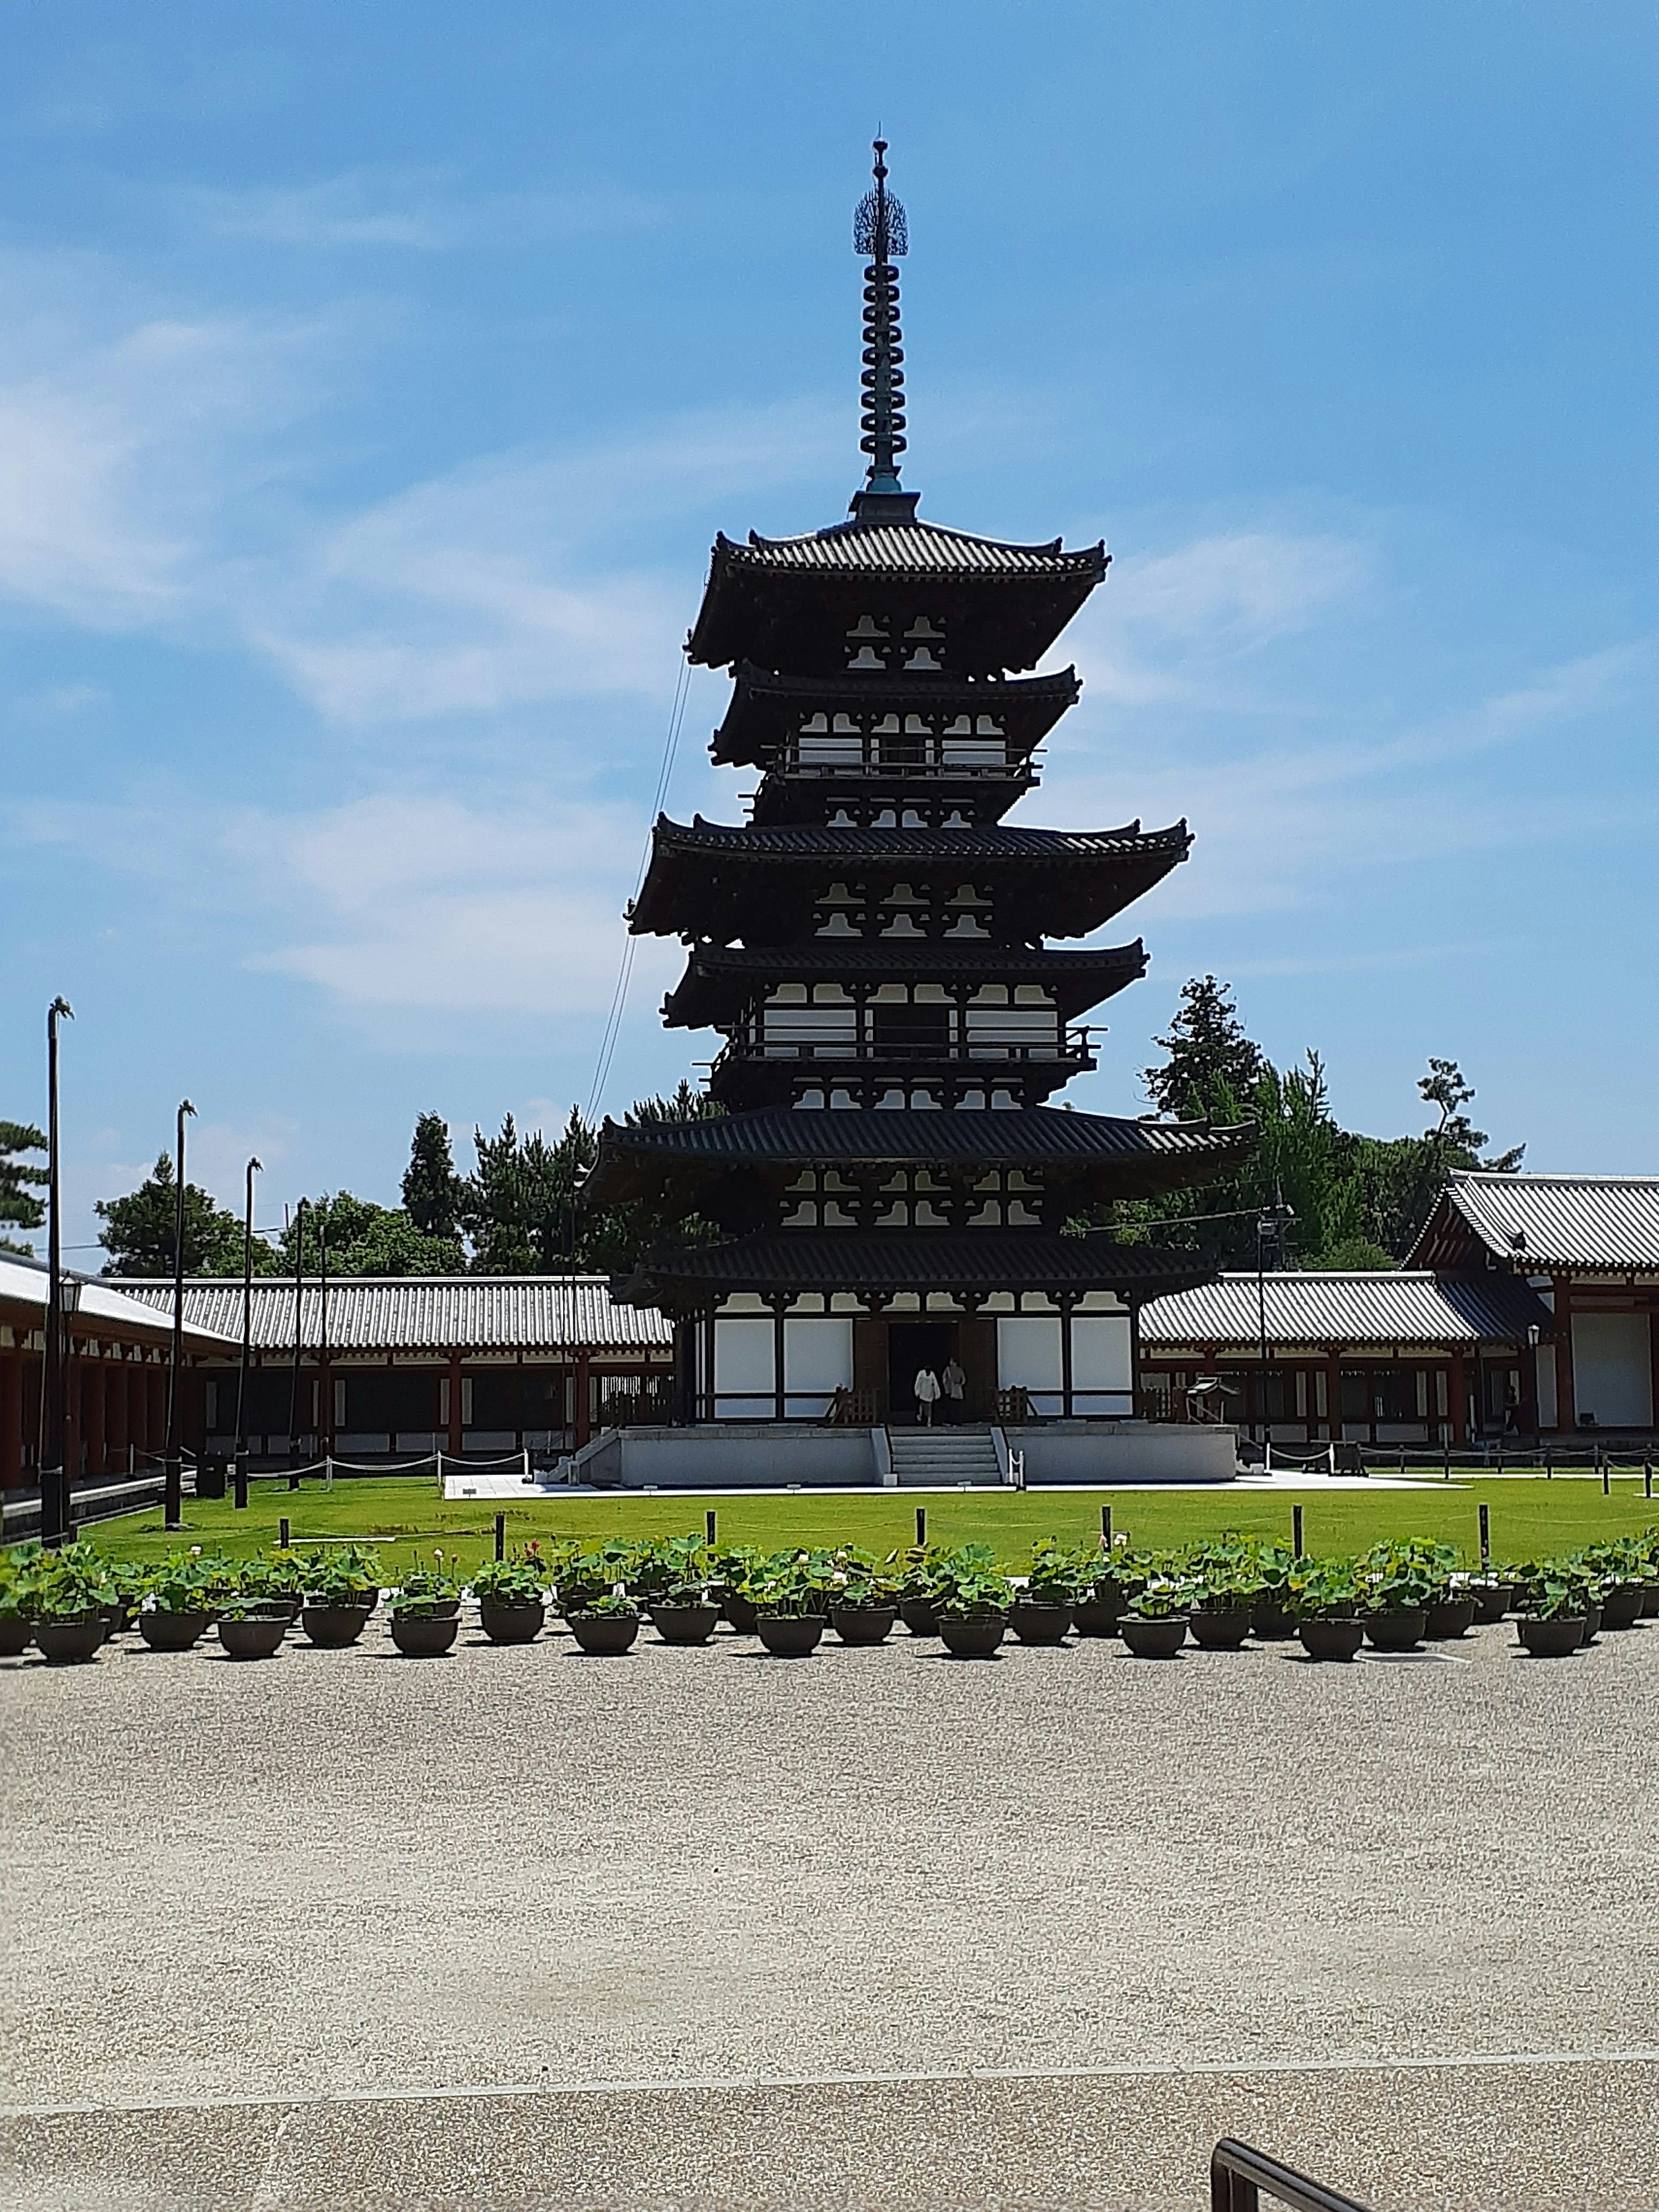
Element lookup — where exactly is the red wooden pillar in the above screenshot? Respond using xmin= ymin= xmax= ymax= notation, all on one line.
xmin=106 ymin=1354 xmax=128 ymax=1469
xmin=1325 ymin=1347 xmax=1344 ymax=1443
xmin=127 ymin=1367 xmax=144 ymax=1460
xmin=65 ymin=1345 xmax=83 ymax=1478
xmin=147 ymin=1364 xmax=166 ymax=1457
xmin=574 ymin=1350 xmax=591 ymax=1448
xmin=89 ymin=1358 xmax=109 ymax=1478
xmin=0 ymin=1354 xmax=22 ymax=1489
xmin=1449 ymin=1348 xmax=1468 ymax=1447
xmin=447 ymin=1351 xmax=464 ymax=1452
xmin=1552 ymin=1274 xmax=1576 ymax=1434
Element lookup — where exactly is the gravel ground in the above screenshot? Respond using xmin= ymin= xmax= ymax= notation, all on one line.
xmin=4 ymin=1610 xmax=1659 ymax=2208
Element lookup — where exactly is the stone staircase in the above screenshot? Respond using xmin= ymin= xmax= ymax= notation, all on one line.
xmin=886 ymin=1424 xmax=1004 ymax=1487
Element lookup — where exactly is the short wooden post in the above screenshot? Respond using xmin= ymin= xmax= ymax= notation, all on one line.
xmin=1292 ymin=1504 xmax=1303 ymax=1559
xmin=233 ymin=1462 xmax=248 ymax=1511
xmin=915 ymin=1506 xmax=926 ymax=1546
xmin=1645 ymin=1459 xmax=1653 ymax=1500
xmin=279 ymin=1515 xmax=290 ymax=1549
xmin=494 ymin=1512 xmax=505 ymax=1562
xmin=1478 ymin=1502 xmax=1490 ymax=1566
xmin=1101 ymin=1503 xmax=1112 ymax=1546
xmin=706 ymin=1509 xmax=717 ymax=1545
xmin=1602 ymin=1452 xmax=1610 ymax=1496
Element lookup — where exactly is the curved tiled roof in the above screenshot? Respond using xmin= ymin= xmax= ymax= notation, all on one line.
xmin=646 ymin=815 xmax=1185 ymax=864
xmin=1430 ymin=1173 xmax=1659 ymax=1272
xmin=723 ymin=520 xmax=1106 ymax=579
xmin=0 ymin=1256 xmax=236 ymax=1347
xmin=614 ymin=1231 xmax=1213 ymax=1299
xmin=663 ymin=939 xmax=1147 ymax=1027
xmin=1141 ymin=1270 xmax=1554 ymax=1350
xmin=596 ymin=1103 xmax=1251 ymax=1169
xmin=109 ymin=1277 xmax=673 ymax=1356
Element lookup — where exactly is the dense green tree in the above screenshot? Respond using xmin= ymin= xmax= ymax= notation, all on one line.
xmin=276 ymin=1190 xmax=464 ymax=1277
xmin=96 ymin=1154 xmax=267 ymax=1277
xmin=1142 ymin=976 xmax=1263 ymax=1118
xmin=0 ymin=1119 xmax=47 ymax=1258
xmin=401 ymin=1112 xmax=465 ymax=1239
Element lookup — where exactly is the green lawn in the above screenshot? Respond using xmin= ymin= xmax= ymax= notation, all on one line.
xmin=76 ymin=1471 xmax=1659 ymax=1574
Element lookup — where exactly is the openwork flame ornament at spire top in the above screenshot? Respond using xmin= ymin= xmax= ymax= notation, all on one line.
xmin=853 ymin=138 xmax=908 ymax=502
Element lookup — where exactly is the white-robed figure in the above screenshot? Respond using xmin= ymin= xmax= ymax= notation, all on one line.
xmin=913 ymin=1366 xmax=941 ymax=1426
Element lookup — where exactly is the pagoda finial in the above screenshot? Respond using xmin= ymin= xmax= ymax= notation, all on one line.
xmin=850 ymin=138 xmax=919 ymax=522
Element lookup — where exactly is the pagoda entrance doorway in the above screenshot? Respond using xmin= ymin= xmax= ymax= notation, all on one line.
xmin=887 ymin=1322 xmax=957 ymax=1425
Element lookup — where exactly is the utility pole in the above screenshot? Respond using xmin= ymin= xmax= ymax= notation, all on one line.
xmin=233 ymin=1156 xmax=262 ymax=1507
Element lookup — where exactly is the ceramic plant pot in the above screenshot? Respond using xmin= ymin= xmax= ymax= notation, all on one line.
xmin=1120 ymin=1615 xmax=1189 ymax=1659
xmin=1364 ymin=1608 xmax=1427 ymax=1652
xmin=1071 ymin=1593 xmax=1123 ymax=1638
xmin=1008 ymin=1601 xmax=1072 ymax=1646
xmin=899 ymin=1597 xmax=940 ymax=1637
xmin=1249 ymin=1601 xmax=1297 ymax=1641
xmin=1189 ymin=1606 xmax=1252 ymax=1650
xmin=938 ymin=1615 xmax=1006 ymax=1659
xmin=1517 ymin=1615 xmax=1585 ymax=1658
xmin=1469 ymin=1585 xmax=1511 ymax=1625
xmin=0 ymin=1615 xmax=35 ymax=1656
xmin=830 ymin=1604 xmax=897 ymax=1646
xmin=300 ymin=1603 xmax=372 ymax=1648
xmin=217 ymin=1612 xmax=288 ymax=1660
xmin=722 ymin=1593 xmax=760 ymax=1634
xmin=1598 ymin=1582 xmax=1646 ymax=1631
xmin=569 ymin=1612 xmax=639 ymax=1654
xmin=756 ymin=1614 xmax=826 ymax=1657
xmin=390 ymin=1610 xmax=460 ymax=1657
xmin=32 ymin=1614 xmax=105 ymax=1664
xmin=140 ymin=1609 xmax=212 ymax=1652
xmin=1298 ymin=1616 xmax=1366 ymax=1663
xmin=1424 ymin=1596 xmax=1478 ymax=1640
xmin=649 ymin=1603 xmax=720 ymax=1646
xmin=479 ymin=1599 xmax=545 ymax=1645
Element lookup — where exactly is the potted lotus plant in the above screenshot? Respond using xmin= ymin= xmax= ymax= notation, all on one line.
xmin=0 ymin=1544 xmax=42 ymax=1656
xmin=140 ymin=1546 xmax=223 ymax=1651
xmin=896 ymin=1545 xmax=948 ymax=1637
xmin=1244 ymin=1539 xmax=1297 ymax=1640
xmin=710 ymin=1544 xmax=765 ymax=1634
xmin=749 ymin=1550 xmax=836 ymax=1656
xmin=826 ymin=1545 xmax=900 ymax=1646
xmin=632 ymin=1535 xmax=720 ymax=1646
xmin=1513 ymin=1561 xmax=1590 ymax=1657
xmin=471 ymin=1548 xmax=548 ymax=1643
xmin=300 ymin=1547 xmax=381 ymax=1647
xmin=560 ymin=1551 xmax=641 ymax=1654
xmin=1119 ymin=1566 xmax=1193 ymax=1659
xmin=1360 ymin=1542 xmax=1439 ymax=1650
xmin=238 ymin=1550 xmax=306 ymax=1624
xmin=1183 ymin=1536 xmax=1257 ymax=1649
xmin=1578 ymin=1540 xmax=1647 ymax=1631
xmin=930 ymin=1547 xmax=1012 ymax=1659
xmin=1071 ymin=1545 xmax=1132 ymax=1638
xmin=1289 ymin=1556 xmax=1367 ymax=1662
xmin=1009 ymin=1539 xmax=1080 ymax=1645
xmin=216 ymin=1561 xmax=292 ymax=1660
xmin=389 ymin=1552 xmax=464 ymax=1656
xmin=28 ymin=1545 xmax=109 ymax=1664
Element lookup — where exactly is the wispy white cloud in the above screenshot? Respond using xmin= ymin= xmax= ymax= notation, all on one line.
xmin=188 ymin=169 xmax=669 ymax=252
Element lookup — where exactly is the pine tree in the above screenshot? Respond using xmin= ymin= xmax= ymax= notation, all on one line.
xmin=95 ymin=1155 xmax=263 ymax=1277
xmin=0 ymin=1119 xmax=48 ymax=1257
xmin=1143 ymin=976 xmax=1264 ymax=1119
xmin=402 ymin=1112 xmax=464 ymax=1239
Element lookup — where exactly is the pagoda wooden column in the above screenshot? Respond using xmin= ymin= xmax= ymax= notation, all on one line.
xmin=0 ymin=1354 xmax=21 ymax=1489
xmin=1449 ymin=1348 xmax=1468 ymax=1447
xmin=1552 ymin=1274 xmax=1575 ymax=1433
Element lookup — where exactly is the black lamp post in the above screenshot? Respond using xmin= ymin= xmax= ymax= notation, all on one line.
xmin=40 ymin=997 xmax=73 ymax=1548
xmin=286 ymin=1196 xmax=307 ymax=1466
xmin=233 ymin=1156 xmax=262 ymax=1504
xmin=162 ymin=1098 xmax=195 ymax=1531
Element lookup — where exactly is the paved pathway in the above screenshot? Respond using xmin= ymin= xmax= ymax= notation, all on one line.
xmin=5 ymin=1613 xmax=1658 ymax=2208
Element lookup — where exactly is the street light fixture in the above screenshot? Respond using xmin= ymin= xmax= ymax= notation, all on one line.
xmin=162 ymin=1099 xmax=196 ymax=1532
xmin=40 ymin=997 xmax=73 ymax=1548
xmin=233 ymin=1156 xmax=262 ymax=1507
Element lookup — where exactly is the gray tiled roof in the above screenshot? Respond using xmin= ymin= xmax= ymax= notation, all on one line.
xmin=1435 ymin=1173 xmax=1659 ymax=1271
xmin=1141 ymin=1270 xmax=1553 ymax=1351
xmin=597 ymin=1104 xmax=1252 ymax=1167
xmin=722 ymin=520 xmax=1106 ymax=578
xmin=0 ymin=1256 xmax=236 ymax=1346
xmin=648 ymin=816 xmax=1186 ymax=863
xmin=615 ymin=1232 xmax=1213 ymax=1297
xmin=109 ymin=1278 xmax=673 ymax=1357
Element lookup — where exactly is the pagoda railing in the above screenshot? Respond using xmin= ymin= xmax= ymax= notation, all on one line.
xmin=716 ymin=1028 xmax=1097 ymax=1069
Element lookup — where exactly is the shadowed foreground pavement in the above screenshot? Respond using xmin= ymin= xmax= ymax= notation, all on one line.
xmin=4 ymin=1614 xmax=1659 ymax=2208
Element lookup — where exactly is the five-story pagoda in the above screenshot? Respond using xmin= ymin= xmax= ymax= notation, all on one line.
xmin=590 ymin=145 xmax=1252 ymax=1433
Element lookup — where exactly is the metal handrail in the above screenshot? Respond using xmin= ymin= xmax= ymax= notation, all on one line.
xmin=1211 ymin=2139 xmax=1373 ymax=2212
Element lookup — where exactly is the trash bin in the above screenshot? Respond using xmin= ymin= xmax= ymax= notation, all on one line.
xmin=195 ymin=1458 xmax=228 ymax=1500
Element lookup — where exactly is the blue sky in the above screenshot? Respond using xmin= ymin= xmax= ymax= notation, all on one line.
xmin=1 ymin=0 xmax=1654 ymax=1254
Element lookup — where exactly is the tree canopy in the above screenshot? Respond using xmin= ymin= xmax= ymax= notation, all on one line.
xmin=0 ymin=1120 xmax=47 ymax=1259
xmin=95 ymin=1154 xmax=262 ymax=1278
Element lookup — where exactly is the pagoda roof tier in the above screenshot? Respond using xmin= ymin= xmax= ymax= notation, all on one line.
xmin=688 ymin=519 xmax=1107 ymax=676
xmin=629 ymin=816 xmax=1191 ymax=944
xmin=745 ymin=771 xmax=1036 ymax=827
xmin=610 ymin=1231 xmax=1217 ymax=1313
xmin=664 ymin=940 xmax=1148 ymax=1029
xmin=712 ymin=663 xmax=1081 ymax=767
xmin=586 ymin=1104 xmax=1254 ymax=1211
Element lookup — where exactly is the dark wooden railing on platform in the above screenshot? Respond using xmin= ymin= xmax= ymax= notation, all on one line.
xmin=1211 ymin=2139 xmax=1373 ymax=2212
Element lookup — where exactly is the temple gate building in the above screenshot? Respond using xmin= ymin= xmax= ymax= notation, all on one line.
xmin=587 ymin=145 xmax=1252 ymax=1480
